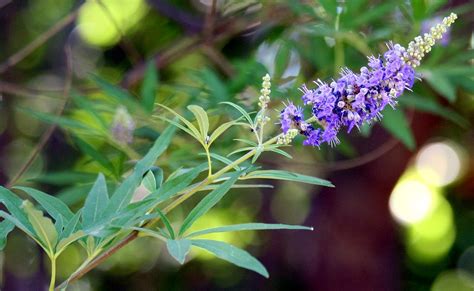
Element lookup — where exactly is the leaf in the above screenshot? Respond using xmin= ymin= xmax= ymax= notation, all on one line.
xmin=0 ymin=210 xmax=36 ymax=239
xmin=141 ymin=61 xmax=158 ymax=113
xmin=23 ymin=109 xmax=91 ymax=131
xmin=0 ymin=220 xmax=14 ymax=250
xmin=227 ymin=147 xmax=255 ymax=157
xmin=191 ymin=239 xmax=269 ymax=278
xmin=56 ymin=231 xmax=86 ymax=254
xmin=424 ymin=72 xmax=456 ymax=102
xmin=156 ymin=104 xmax=201 ymax=142
xmin=149 ymin=163 xmax=208 ymax=204
xmin=60 ymin=211 xmax=82 ymax=240
xmin=166 ymin=239 xmax=191 ymax=264
xmin=72 ymin=94 xmax=108 ymax=129
xmin=221 ymin=102 xmax=254 ymax=126
xmin=266 ymin=147 xmax=292 ymax=159
xmin=241 ymin=170 xmax=334 ymax=187
xmin=105 ymin=123 xmax=176 ymax=215
xmin=204 ymin=153 xmax=240 ymax=171
xmin=380 ymin=107 xmax=416 ymax=150
xmin=188 ymin=105 xmax=209 ymax=140
xmin=142 ymin=170 xmax=157 ymax=192
xmin=90 ymin=75 xmax=142 ymax=112
xmin=400 ymin=93 xmax=468 ymax=128
xmin=15 ymin=187 xmax=74 ymax=223
xmin=29 ymin=171 xmax=97 ymax=186
xmin=82 ymin=173 xmax=109 ymax=229
xmin=0 ymin=187 xmax=33 ymax=232
xmin=156 ymin=209 xmax=175 ymax=239
xmin=186 ymin=223 xmax=313 ymax=238
xmin=22 ymin=201 xmax=58 ymax=252
xmin=73 ymin=137 xmax=116 ymax=177
xmin=179 ymin=170 xmax=242 ymax=236
xmin=208 ymin=119 xmax=239 ymax=146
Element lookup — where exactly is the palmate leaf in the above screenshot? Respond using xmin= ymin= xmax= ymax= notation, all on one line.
xmin=179 ymin=170 xmax=242 ymax=236
xmin=241 ymin=170 xmax=334 ymax=187
xmin=191 ymin=239 xmax=269 ymax=278
xmin=166 ymin=239 xmax=191 ymax=264
xmin=186 ymin=223 xmax=313 ymax=238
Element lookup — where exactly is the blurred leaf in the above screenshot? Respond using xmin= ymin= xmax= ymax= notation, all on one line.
xmin=221 ymin=102 xmax=254 ymax=126
xmin=15 ymin=187 xmax=74 ymax=224
xmin=72 ymin=94 xmax=108 ymax=129
xmin=179 ymin=170 xmax=242 ymax=236
xmin=141 ymin=61 xmax=159 ymax=113
xmin=191 ymin=239 xmax=269 ymax=278
xmin=73 ymin=137 xmax=116 ymax=178
xmin=274 ymin=42 xmax=290 ymax=78
xmin=241 ymin=170 xmax=334 ymax=187
xmin=24 ymin=109 xmax=91 ymax=131
xmin=411 ymin=0 xmax=426 ymax=20
xmin=82 ymin=173 xmax=109 ymax=230
xmin=400 ymin=94 xmax=469 ymax=128
xmin=187 ymin=223 xmax=313 ymax=238
xmin=91 ymin=75 xmax=142 ymax=112
xmin=166 ymin=239 xmax=191 ymax=264
xmin=380 ymin=107 xmax=415 ymax=150
xmin=157 ymin=104 xmax=201 ymax=141
xmin=188 ymin=105 xmax=210 ymax=140
xmin=347 ymin=1 xmax=398 ymax=28
xmin=0 ymin=220 xmax=14 ymax=250
xmin=29 ymin=171 xmax=97 ymax=186
xmin=22 ymin=201 xmax=58 ymax=252
xmin=424 ymin=72 xmax=456 ymax=102
xmin=199 ymin=69 xmax=229 ymax=102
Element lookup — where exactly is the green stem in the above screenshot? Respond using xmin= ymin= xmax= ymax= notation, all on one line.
xmin=49 ymin=257 xmax=57 ymax=291
xmin=205 ymin=146 xmax=212 ymax=177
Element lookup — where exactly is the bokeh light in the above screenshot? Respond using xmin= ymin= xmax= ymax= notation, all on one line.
xmin=431 ymin=270 xmax=474 ymax=291
xmin=389 ymin=178 xmax=437 ymax=225
xmin=77 ymin=0 xmax=147 ymax=47
xmin=415 ymin=141 xmax=465 ymax=187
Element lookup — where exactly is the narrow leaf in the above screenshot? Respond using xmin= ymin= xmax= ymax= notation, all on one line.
xmin=0 ymin=187 xmax=33 ymax=232
xmin=187 ymin=223 xmax=313 ymax=238
xmin=241 ymin=170 xmax=334 ymax=187
xmin=221 ymin=102 xmax=254 ymax=126
xmin=141 ymin=61 xmax=158 ymax=113
xmin=380 ymin=107 xmax=416 ymax=150
xmin=188 ymin=105 xmax=209 ymax=140
xmin=179 ymin=170 xmax=242 ymax=236
xmin=82 ymin=173 xmax=109 ymax=229
xmin=56 ymin=231 xmax=86 ymax=254
xmin=15 ymin=187 xmax=74 ymax=223
xmin=166 ymin=239 xmax=191 ymax=264
xmin=0 ymin=220 xmax=14 ymax=250
xmin=22 ymin=201 xmax=58 ymax=252
xmin=191 ymin=239 xmax=269 ymax=278
xmin=142 ymin=170 xmax=157 ymax=192
xmin=208 ymin=119 xmax=239 ymax=146
xmin=157 ymin=104 xmax=202 ymax=142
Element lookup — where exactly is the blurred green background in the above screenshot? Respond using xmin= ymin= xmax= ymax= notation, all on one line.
xmin=0 ymin=0 xmax=473 ymax=290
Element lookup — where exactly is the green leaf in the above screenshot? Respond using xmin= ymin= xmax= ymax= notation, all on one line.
xmin=424 ymin=72 xmax=456 ymax=102
xmin=23 ymin=109 xmax=91 ymax=131
xmin=29 ymin=171 xmax=97 ymax=186
xmin=188 ymin=105 xmax=209 ymax=141
xmin=60 ymin=211 xmax=81 ymax=241
xmin=166 ymin=239 xmax=191 ymax=264
xmin=156 ymin=209 xmax=175 ymax=239
xmin=266 ymin=147 xmax=292 ymax=159
xmin=380 ymin=107 xmax=416 ymax=150
xmin=191 ymin=239 xmax=269 ymax=278
xmin=141 ymin=61 xmax=158 ymax=113
xmin=82 ymin=173 xmax=109 ymax=229
xmin=228 ymin=147 xmax=255 ymax=157
xmin=91 ymin=75 xmax=142 ymax=112
xmin=0 ymin=187 xmax=33 ymax=232
xmin=15 ymin=187 xmax=74 ymax=224
xmin=73 ymin=137 xmax=116 ymax=177
xmin=400 ymin=93 xmax=468 ymax=128
xmin=157 ymin=104 xmax=201 ymax=142
xmin=142 ymin=170 xmax=157 ymax=192
xmin=179 ymin=170 xmax=242 ymax=236
xmin=186 ymin=223 xmax=313 ymax=238
xmin=221 ymin=102 xmax=254 ymax=127
xmin=22 ymin=201 xmax=58 ymax=252
xmin=56 ymin=231 xmax=86 ymax=254
xmin=72 ymin=94 xmax=108 ymax=129
xmin=0 ymin=210 xmax=36 ymax=239
xmin=105 ymin=123 xmax=176 ymax=215
xmin=241 ymin=170 xmax=334 ymax=187
xmin=205 ymin=153 xmax=240 ymax=171
xmin=0 ymin=220 xmax=14 ymax=250
xmin=208 ymin=119 xmax=239 ymax=146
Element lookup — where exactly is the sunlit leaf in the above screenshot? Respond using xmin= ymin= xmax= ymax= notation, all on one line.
xmin=22 ymin=201 xmax=58 ymax=252
xmin=188 ymin=105 xmax=209 ymax=141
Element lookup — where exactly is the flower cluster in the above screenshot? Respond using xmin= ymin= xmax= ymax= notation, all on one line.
xmin=279 ymin=13 xmax=457 ymax=147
